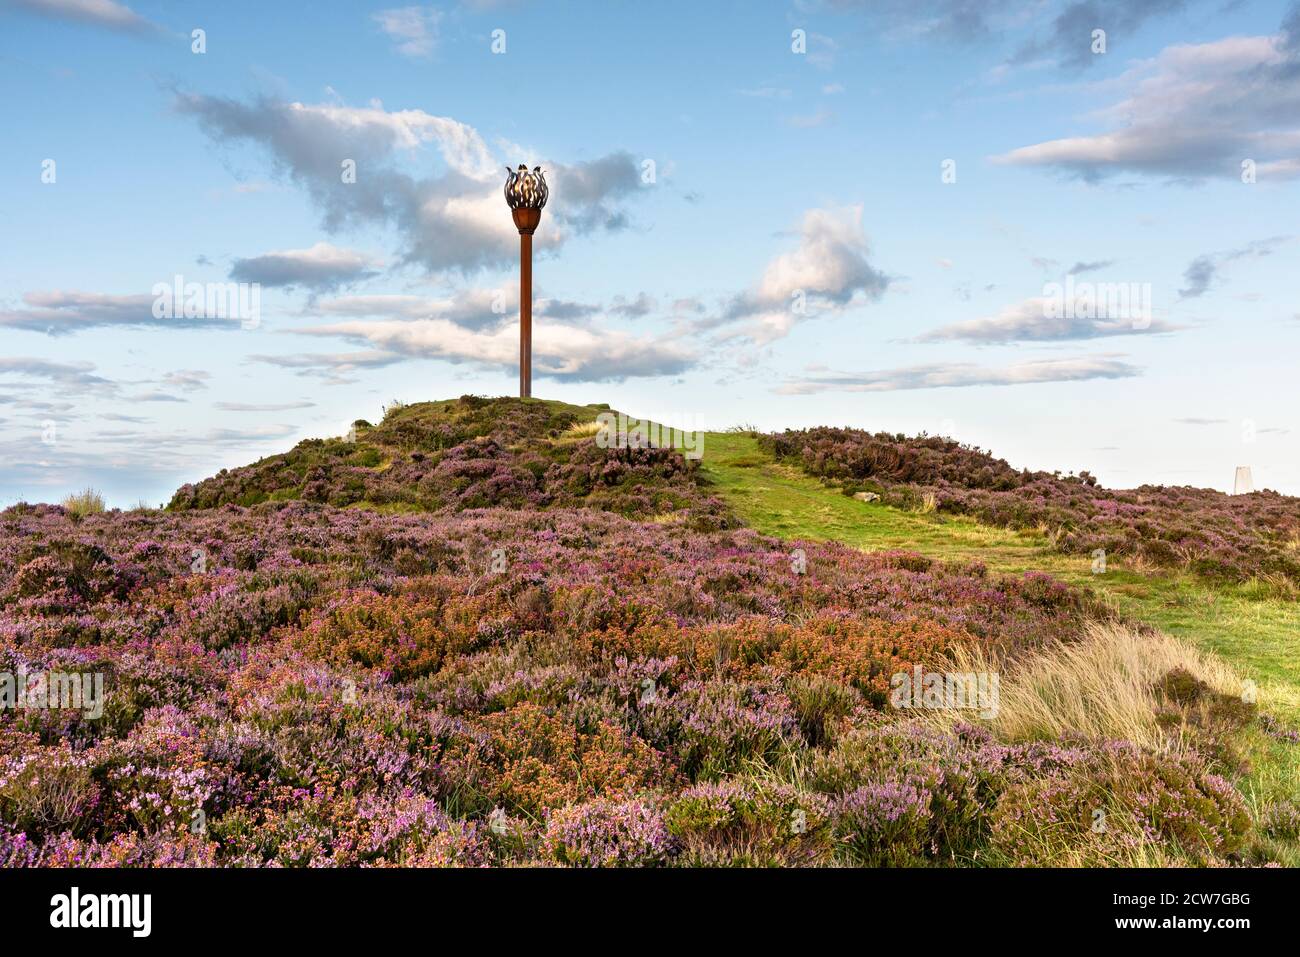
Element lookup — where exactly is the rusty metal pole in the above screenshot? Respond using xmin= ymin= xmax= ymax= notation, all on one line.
xmin=510 ymin=207 xmax=540 ymax=397
xmin=520 ymin=231 xmax=532 ymax=399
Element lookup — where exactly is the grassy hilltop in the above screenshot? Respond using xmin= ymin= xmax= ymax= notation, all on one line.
xmin=168 ymin=396 xmax=729 ymax=527
xmin=1 ymin=395 xmax=1297 ymax=867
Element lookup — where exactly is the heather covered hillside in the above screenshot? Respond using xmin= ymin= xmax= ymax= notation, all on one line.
xmin=168 ymin=396 xmax=730 ymax=529
xmin=760 ymin=427 xmax=1300 ymax=591
xmin=1 ymin=398 xmax=1296 ymax=868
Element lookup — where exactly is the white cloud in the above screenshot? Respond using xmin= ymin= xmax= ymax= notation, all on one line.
xmin=0 ymin=291 xmax=243 ymax=335
xmin=919 ymin=294 xmax=1179 ymax=343
xmin=373 ymin=6 xmax=441 ymax=58
xmin=785 ymin=108 xmax=833 ymax=129
xmin=827 ymin=1 xmax=1210 ymax=72
xmin=160 ymin=370 xmax=211 ymax=392
xmin=294 ymin=316 xmax=695 ymax=383
xmin=778 ymin=355 xmax=1141 ymax=394
xmin=705 ymin=206 xmax=889 ymax=344
xmin=10 ymin=0 xmax=154 ymax=33
xmin=247 ymin=350 xmax=405 ymax=386
xmin=993 ymin=29 xmax=1300 ymax=181
xmin=283 ymin=100 xmax=498 ymax=179
xmin=214 ymin=401 xmax=315 ymax=412
xmin=311 ymin=287 xmax=613 ymax=332
xmin=311 ymin=288 xmax=509 ymax=331
xmin=1177 ymin=236 xmax=1291 ymax=299
xmin=230 ymin=242 xmax=382 ymax=291
xmin=0 ymin=356 xmax=117 ymax=393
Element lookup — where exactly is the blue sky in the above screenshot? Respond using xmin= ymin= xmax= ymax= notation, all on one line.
xmin=1 ymin=0 xmax=1298 ymax=506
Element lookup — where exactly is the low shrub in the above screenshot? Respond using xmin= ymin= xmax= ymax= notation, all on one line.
xmin=0 ymin=749 xmax=101 ymax=836
xmin=833 ymin=782 xmax=933 ymax=865
xmin=639 ymin=680 xmax=800 ymax=780
xmin=542 ymin=798 xmax=676 ymax=867
xmin=439 ymin=703 xmax=673 ymax=818
xmin=989 ymin=743 xmax=1251 ymax=866
xmin=664 ymin=780 xmax=831 ymax=866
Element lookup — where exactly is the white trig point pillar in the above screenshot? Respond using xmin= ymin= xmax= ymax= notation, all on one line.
xmin=1233 ymin=466 xmax=1254 ymax=495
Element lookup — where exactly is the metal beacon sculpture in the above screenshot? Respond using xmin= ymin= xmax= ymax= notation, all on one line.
xmin=504 ymin=165 xmax=549 ymax=398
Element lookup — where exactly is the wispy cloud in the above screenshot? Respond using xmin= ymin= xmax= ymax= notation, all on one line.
xmin=247 ymin=350 xmax=404 ymax=386
xmin=608 ymin=293 xmax=657 ymax=318
xmin=1178 ymin=236 xmax=1291 ymax=299
xmin=160 ymin=370 xmax=211 ymax=392
xmin=778 ymin=355 xmax=1141 ymax=394
xmin=784 ymin=108 xmax=833 ymax=129
xmin=0 ymin=356 xmax=118 ymax=393
xmin=8 ymin=0 xmax=157 ymax=34
xmin=230 ymin=242 xmax=382 ymax=292
xmin=373 ymin=6 xmax=441 ymax=58
xmin=994 ymin=18 xmax=1300 ymax=181
xmin=126 ymin=391 xmax=186 ymax=403
xmin=918 ymin=294 xmax=1177 ymax=344
xmin=309 ymin=286 xmax=605 ymax=333
xmin=292 ymin=317 xmax=695 ymax=383
xmin=214 ymin=401 xmax=315 ymax=412
xmin=0 ymin=291 xmax=244 ymax=335
xmin=827 ymin=0 xmax=1201 ymax=70
xmin=1068 ymin=260 xmax=1116 ymax=275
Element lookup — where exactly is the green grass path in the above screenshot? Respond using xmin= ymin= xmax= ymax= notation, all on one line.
xmin=700 ymin=431 xmax=1300 ymax=724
